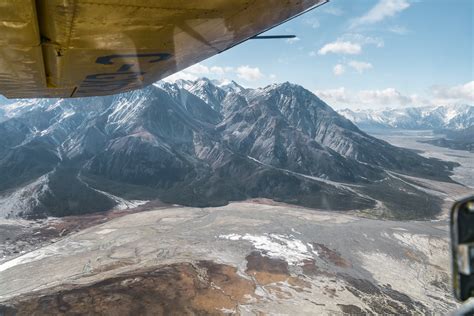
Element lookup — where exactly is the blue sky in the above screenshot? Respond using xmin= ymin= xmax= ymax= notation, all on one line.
xmin=167 ymin=0 xmax=473 ymax=109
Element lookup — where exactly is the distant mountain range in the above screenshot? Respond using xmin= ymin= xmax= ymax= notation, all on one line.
xmin=0 ymin=79 xmax=457 ymax=219
xmin=338 ymin=105 xmax=474 ymax=131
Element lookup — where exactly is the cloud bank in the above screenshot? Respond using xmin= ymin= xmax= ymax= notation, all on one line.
xmin=315 ymin=81 xmax=473 ymax=109
xmin=352 ymin=0 xmax=410 ymax=28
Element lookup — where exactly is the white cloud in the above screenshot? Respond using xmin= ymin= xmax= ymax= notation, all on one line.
xmin=324 ymin=6 xmax=344 ymax=16
xmin=186 ymin=63 xmax=210 ymax=74
xmin=166 ymin=63 xmax=265 ymax=85
xmin=285 ymin=37 xmax=301 ymax=44
xmin=333 ymin=64 xmax=345 ymax=76
xmin=316 ymin=35 xmax=383 ymax=58
xmin=431 ymin=81 xmax=474 ymax=104
xmin=348 ymin=61 xmax=373 ymax=73
xmin=209 ymin=66 xmax=234 ymax=75
xmin=162 ymin=63 xmax=210 ymax=82
xmin=389 ymin=25 xmax=409 ymax=34
xmin=303 ymin=17 xmax=320 ymax=29
xmin=329 ymin=60 xmax=373 ymax=77
xmin=318 ymin=41 xmax=362 ymax=55
xmin=342 ymin=33 xmax=384 ymax=48
xmin=315 ymin=87 xmax=415 ymax=108
xmin=315 ymin=87 xmax=351 ymax=105
xmin=163 ymin=63 xmax=235 ymax=83
xmin=358 ymin=88 xmax=412 ymax=106
xmin=236 ymin=65 xmax=264 ymax=81
xmin=163 ymin=71 xmax=198 ymax=83
xmin=314 ymin=81 xmax=474 ymax=109
xmin=180 ymin=63 xmax=234 ymax=76
xmin=269 ymin=73 xmax=278 ymax=83
xmin=210 ymin=66 xmax=225 ymax=75
xmin=352 ymin=0 xmax=410 ymax=27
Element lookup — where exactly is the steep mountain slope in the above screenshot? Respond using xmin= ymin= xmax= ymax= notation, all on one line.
xmin=339 ymin=105 xmax=474 ymax=130
xmin=0 ymin=80 xmax=458 ymax=219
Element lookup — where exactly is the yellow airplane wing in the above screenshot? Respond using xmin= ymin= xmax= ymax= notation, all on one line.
xmin=0 ymin=0 xmax=327 ymax=99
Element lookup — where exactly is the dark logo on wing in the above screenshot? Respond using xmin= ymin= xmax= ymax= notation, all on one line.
xmin=76 ymin=53 xmax=171 ymax=96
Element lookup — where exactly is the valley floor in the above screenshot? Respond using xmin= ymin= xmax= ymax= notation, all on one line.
xmin=0 ymin=129 xmax=473 ymax=315
xmin=370 ymin=129 xmax=474 ymax=189
xmin=0 ymin=197 xmax=468 ymax=315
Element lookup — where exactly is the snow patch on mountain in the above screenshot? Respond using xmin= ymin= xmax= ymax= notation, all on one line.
xmin=0 ymin=174 xmax=50 ymax=218
xmin=75 ymin=174 xmax=148 ymax=211
xmin=94 ymin=188 xmax=148 ymax=211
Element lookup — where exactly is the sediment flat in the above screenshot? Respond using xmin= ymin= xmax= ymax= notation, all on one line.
xmin=0 ymin=200 xmax=461 ymax=315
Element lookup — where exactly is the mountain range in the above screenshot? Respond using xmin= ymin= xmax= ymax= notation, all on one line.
xmin=0 ymin=79 xmax=458 ymax=220
xmin=338 ymin=105 xmax=474 ymax=131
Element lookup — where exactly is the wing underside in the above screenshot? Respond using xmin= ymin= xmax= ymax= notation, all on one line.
xmin=0 ymin=0 xmax=326 ymax=99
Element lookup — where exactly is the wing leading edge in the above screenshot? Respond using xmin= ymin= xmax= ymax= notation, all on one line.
xmin=0 ymin=0 xmax=327 ymax=99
